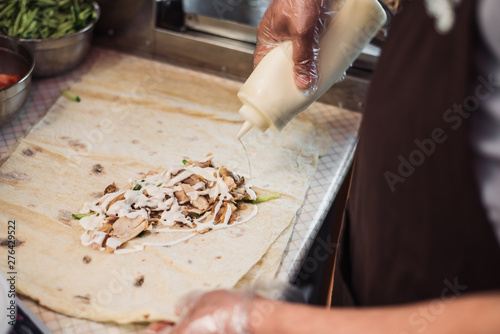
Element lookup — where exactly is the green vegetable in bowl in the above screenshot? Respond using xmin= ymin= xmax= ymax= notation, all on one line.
xmin=0 ymin=0 xmax=98 ymax=39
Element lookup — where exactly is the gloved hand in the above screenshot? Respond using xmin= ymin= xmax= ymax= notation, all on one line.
xmin=145 ymin=290 xmax=257 ymax=334
xmin=254 ymin=0 xmax=340 ymax=94
xmin=145 ymin=282 xmax=302 ymax=334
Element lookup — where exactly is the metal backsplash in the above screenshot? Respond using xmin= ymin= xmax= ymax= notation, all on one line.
xmin=183 ymin=0 xmax=270 ymax=27
xmin=93 ymin=0 xmax=380 ymax=112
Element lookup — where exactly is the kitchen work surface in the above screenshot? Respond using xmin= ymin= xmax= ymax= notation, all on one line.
xmin=0 ymin=47 xmax=361 ymax=333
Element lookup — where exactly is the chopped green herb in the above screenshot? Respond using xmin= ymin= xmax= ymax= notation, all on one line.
xmin=157 ymin=183 xmax=163 ymax=187
xmin=133 ymin=184 xmax=142 ymax=191
xmin=62 ymin=90 xmax=81 ymax=102
xmin=137 ymin=231 xmax=147 ymax=238
xmin=72 ymin=213 xmax=93 ymax=220
xmin=182 ymin=159 xmax=188 ymax=165
xmin=188 ymin=213 xmax=201 ymax=218
xmin=244 ymin=193 xmax=281 ymax=204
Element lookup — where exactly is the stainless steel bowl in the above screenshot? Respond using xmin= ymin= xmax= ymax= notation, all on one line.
xmin=0 ymin=36 xmax=35 ymax=126
xmin=21 ymin=2 xmax=100 ymax=77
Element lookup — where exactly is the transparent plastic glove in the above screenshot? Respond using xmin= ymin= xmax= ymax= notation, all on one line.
xmin=145 ymin=281 xmax=304 ymax=334
xmin=254 ymin=0 xmax=340 ymax=94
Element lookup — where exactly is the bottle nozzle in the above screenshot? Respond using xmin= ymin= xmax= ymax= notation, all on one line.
xmin=237 ymin=120 xmax=254 ymax=139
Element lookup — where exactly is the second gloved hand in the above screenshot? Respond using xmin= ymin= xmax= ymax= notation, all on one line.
xmin=145 ymin=281 xmax=301 ymax=334
xmin=146 ymin=290 xmax=257 ymax=334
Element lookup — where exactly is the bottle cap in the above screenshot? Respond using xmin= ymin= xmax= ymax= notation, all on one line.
xmin=237 ymin=120 xmax=253 ymax=139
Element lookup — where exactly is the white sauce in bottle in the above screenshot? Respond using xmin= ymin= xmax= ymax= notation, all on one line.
xmin=236 ymin=0 xmax=387 ymax=138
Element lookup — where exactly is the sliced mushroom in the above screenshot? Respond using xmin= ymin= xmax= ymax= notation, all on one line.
xmin=183 ymin=205 xmax=205 ymax=216
xmin=105 ymin=193 xmax=125 ymax=210
xmin=149 ymin=211 xmax=162 ymax=219
xmin=105 ymin=215 xmax=118 ymax=224
xmin=192 ymin=195 xmax=209 ymax=211
xmin=214 ymin=204 xmax=228 ymax=225
xmin=214 ymin=202 xmax=238 ymax=225
xmin=149 ymin=218 xmax=160 ymax=225
xmin=195 ymin=211 xmax=213 ymax=224
xmin=230 ymin=187 xmax=247 ymax=201
xmin=181 ymin=183 xmax=209 ymax=211
xmin=174 ymin=188 xmax=189 ymax=204
xmin=191 ymin=161 xmax=211 ymax=168
xmin=184 ymin=174 xmax=204 ymax=187
xmin=104 ymin=183 xmax=117 ymax=194
xmin=220 ymin=167 xmax=240 ymax=184
xmin=99 ymin=222 xmax=114 ymax=233
xmin=237 ymin=202 xmax=247 ymax=211
xmin=222 ymin=175 xmax=236 ymax=191
xmin=110 ymin=216 xmax=148 ymax=245
xmin=219 ymin=167 xmax=229 ymax=177
xmin=180 ymin=183 xmax=195 ymax=194
xmin=191 ymin=155 xmax=214 ymax=168
xmin=229 ymin=212 xmax=240 ymax=225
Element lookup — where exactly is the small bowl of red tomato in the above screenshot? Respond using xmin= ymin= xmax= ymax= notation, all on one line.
xmin=0 ymin=35 xmax=35 ymax=126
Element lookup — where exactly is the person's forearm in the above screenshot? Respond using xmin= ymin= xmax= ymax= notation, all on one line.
xmin=249 ymin=292 xmax=500 ymax=334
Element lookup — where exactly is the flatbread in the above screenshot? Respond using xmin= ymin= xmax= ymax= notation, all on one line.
xmin=0 ymin=52 xmax=331 ymax=323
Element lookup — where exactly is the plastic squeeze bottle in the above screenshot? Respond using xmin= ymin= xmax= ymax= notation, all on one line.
xmin=237 ymin=0 xmax=387 ymax=138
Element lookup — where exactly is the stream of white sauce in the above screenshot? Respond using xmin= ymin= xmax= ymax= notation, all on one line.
xmin=79 ymin=158 xmax=258 ymax=253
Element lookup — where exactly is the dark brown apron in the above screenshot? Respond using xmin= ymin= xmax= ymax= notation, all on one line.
xmin=332 ymin=0 xmax=500 ymax=306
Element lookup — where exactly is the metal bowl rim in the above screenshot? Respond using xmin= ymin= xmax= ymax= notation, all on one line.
xmin=0 ymin=36 xmax=35 ymax=93
xmin=19 ymin=2 xmax=101 ymax=43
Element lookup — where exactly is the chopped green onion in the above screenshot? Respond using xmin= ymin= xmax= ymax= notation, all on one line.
xmin=62 ymin=90 xmax=81 ymax=102
xmin=157 ymin=183 xmax=163 ymax=187
xmin=72 ymin=213 xmax=93 ymax=220
xmin=244 ymin=193 xmax=281 ymax=204
xmin=182 ymin=159 xmax=188 ymax=165
xmin=133 ymin=184 xmax=142 ymax=191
